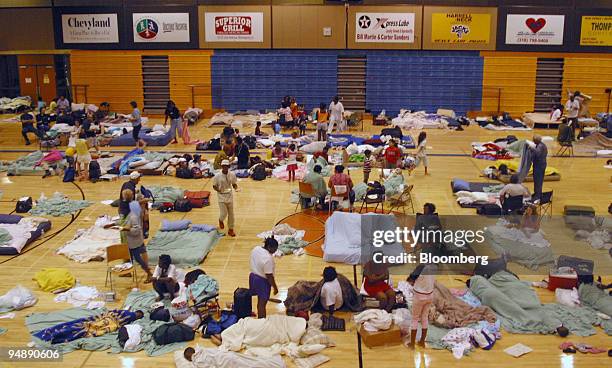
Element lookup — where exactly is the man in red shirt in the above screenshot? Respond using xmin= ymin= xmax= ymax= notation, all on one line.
xmin=328 ymin=165 xmax=355 ymax=211
xmin=384 ymin=139 xmax=402 ymax=169
xmin=313 ymin=145 xmax=330 ymax=163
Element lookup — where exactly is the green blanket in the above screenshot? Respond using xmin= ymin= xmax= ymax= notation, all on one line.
xmin=148 ymin=186 xmax=185 ymax=205
xmin=306 ymin=157 xmax=332 ymax=177
xmin=0 ymin=228 xmax=12 ymax=246
xmin=0 ymin=151 xmax=45 ymax=175
xmin=484 ymin=228 xmax=554 ymax=270
xmin=30 ymin=193 xmax=93 ymax=217
xmin=579 ymin=283 xmax=612 ymax=334
xmin=354 ymin=173 xmax=405 ymax=202
xmin=146 ymin=229 xmax=222 ymax=268
xmin=348 ymin=153 xmax=365 ymax=163
xmin=469 ymin=272 xmax=555 ymax=334
xmin=277 ymin=237 xmax=308 ymax=255
xmin=25 ymin=307 xmax=185 ymax=356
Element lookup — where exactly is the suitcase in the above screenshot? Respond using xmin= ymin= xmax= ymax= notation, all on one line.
xmin=184 ymin=191 xmax=210 ymax=208
xmin=233 ymin=287 xmax=252 ymax=319
xmin=563 ymin=205 xmax=595 ymax=217
xmin=556 ymin=255 xmax=594 ymax=276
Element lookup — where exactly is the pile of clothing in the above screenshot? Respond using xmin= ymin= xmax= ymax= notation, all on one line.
xmin=257 ymin=224 xmax=308 ymax=256
xmin=391 ymin=110 xmax=449 ymax=129
xmin=0 ymin=96 xmax=31 ymax=113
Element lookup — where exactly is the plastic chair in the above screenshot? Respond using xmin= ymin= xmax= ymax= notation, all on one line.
xmin=387 ymin=184 xmax=415 ymax=214
xmin=296 ymin=181 xmax=315 ymax=212
xmin=105 ymin=244 xmax=138 ymax=293
xmin=328 ymin=185 xmax=349 ymax=214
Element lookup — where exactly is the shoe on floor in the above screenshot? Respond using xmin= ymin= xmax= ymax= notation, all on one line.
xmin=228 ymin=229 xmax=236 ymax=237
xmin=218 ymin=220 xmax=225 ymax=229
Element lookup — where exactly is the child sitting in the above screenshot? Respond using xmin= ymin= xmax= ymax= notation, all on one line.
xmin=151 ymin=254 xmax=179 ymax=301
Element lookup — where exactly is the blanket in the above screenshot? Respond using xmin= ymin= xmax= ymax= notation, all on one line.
xmin=579 ymin=283 xmax=612 ymax=334
xmin=574 ymin=132 xmax=612 ymax=154
xmin=469 ymin=272 xmax=556 ymax=334
xmin=26 ymin=307 xmax=185 ymax=356
xmin=57 ymin=224 xmax=120 ymax=262
xmin=0 ymin=151 xmax=46 ymax=175
xmin=148 ymin=186 xmax=185 ymax=205
xmin=493 ymin=160 xmax=559 ymax=177
xmin=146 ymin=230 xmax=222 ymax=268
xmin=354 ymin=171 xmax=404 ymax=201
xmin=284 ymin=274 xmax=362 ymax=314
xmin=220 ymin=315 xmax=306 ymax=353
xmin=174 ymin=346 xmax=286 ymax=368
xmin=430 ymin=282 xmax=497 ymax=329
xmin=484 ymin=226 xmax=554 ymax=270
xmin=30 ymin=193 xmax=92 ymax=217
xmin=257 ymin=224 xmax=307 ymax=255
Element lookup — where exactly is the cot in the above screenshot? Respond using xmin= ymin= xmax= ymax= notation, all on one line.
xmin=0 ymin=214 xmax=52 ymax=255
xmin=109 ymin=128 xmax=173 ymax=147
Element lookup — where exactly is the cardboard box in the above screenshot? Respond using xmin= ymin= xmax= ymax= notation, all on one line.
xmin=358 ymin=323 xmax=402 ymax=348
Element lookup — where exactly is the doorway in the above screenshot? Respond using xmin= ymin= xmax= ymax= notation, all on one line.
xmin=17 ymin=55 xmax=57 ymax=103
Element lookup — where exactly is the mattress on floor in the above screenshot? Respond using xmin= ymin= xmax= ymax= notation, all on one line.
xmin=146 ymin=229 xmax=222 ymax=268
xmin=522 ymin=112 xmax=560 ymax=128
xmin=327 ymin=134 xmax=366 ymax=147
xmin=322 ymin=212 xmax=405 ymax=265
xmin=0 ymin=214 xmax=51 ymax=255
xmin=371 ymin=135 xmax=415 ymax=149
xmin=109 ymin=128 xmax=173 ymax=146
xmin=498 ymin=173 xmax=561 ymax=183
xmin=451 ymin=179 xmax=502 ymax=193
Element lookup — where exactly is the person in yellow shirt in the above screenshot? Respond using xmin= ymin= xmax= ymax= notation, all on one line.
xmin=75 ymin=138 xmax=91 ymax=178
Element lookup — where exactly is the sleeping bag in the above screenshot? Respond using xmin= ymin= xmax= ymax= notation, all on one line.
xmin=153 ymin=322 xmax=195 ymax=345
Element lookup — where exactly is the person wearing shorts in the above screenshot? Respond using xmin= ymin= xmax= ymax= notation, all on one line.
xmin=249 ymin=238 xmax=279 ymax=318
xmin=363 ymin=254 xmax=395 ymax=312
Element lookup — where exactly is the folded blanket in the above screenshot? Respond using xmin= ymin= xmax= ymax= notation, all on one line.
xmin=430 ymin=282 xmax=496 ymax=329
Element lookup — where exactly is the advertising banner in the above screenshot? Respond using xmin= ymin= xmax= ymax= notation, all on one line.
xmin=133 ymin=13 xmax=190 ymax=43
xmin=61 ymin=13 xmax=119 ymax=43
xmin=505 ymin=14 xmax=564 ymax=45
xmin=580 ymin=15 xmax=612 ymax=46
xmin=355 ymin=12 xmax=415 ymax=43
xmin=430 ymin=12 xmax=491 ymax=45
xmin=204 ymin=12 xmax=264 ymax=42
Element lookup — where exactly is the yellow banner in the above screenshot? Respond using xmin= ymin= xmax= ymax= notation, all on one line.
xmin=580 ymin=16 xmax=612 ymax=46
xmin=431 ymin=13 xmax=491 ymax=45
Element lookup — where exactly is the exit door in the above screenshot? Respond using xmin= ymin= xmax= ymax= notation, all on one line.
xmin=17 ymin=55 xmax=57 ymax=103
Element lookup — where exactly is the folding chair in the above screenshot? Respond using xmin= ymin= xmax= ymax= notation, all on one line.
xmin=555 ymin=141 xmax=574 ymax=157
xmin=536 ymin=191 xmax=553 ymax=219
xmin=296 ymin=181 xmax=315 ymax=212
xmin=359 ymin=187 xmax=385 ymax=214
xmin=105 ymin=244 xmax=138 ymax=293
xmin=328 ymin=185 xmax=349 ymax=214
xmin=387 ymin=184 xmax=415 ymax=214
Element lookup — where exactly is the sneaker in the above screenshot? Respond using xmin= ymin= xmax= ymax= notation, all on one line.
xmin=218 ymin=220 xmax=225 ymax=229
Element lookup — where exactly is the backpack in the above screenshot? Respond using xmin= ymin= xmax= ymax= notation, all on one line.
xmin=196 ymin=142 xmax=208 ymax=151
xmin=150 ymin=307 xmax=170 ymax=322
xmin=63 ymin=167 xmax=75 ymax=182
xmin=191 ymin=167 xmax=203 ymax=179
xmin=251 ymin=164 xmax=266 ymax=181
xmin=15 ymin=197 xmax=33 ymax=213
xmin=174 ymin=198 xmax=192 ymax=212
xmin=89 ymin=160 xmax=101 ymax=181
xmin=233 ymin=287 xmax=252 ymax=319
xmin=243 ymin=136 xmax=257 ymax=149
xmin=140 ymin=186 xmax=154 ymax=201
xmin=207 ymin=138 xmax=221 ymax=151
xmin=152 ymin=323 xmax=195 ymax=345
xmin=176 ymin=167 xmax=193 ymax=179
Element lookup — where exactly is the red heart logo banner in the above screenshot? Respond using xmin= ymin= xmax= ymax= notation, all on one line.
xmin=525 ymin=18 xmax=546 ymax=33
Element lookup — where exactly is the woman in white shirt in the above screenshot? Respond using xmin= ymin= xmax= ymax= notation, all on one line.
xmin=152 ymin=254 xmax=179 ymax=301
xmin=249 ymin=238 xmax=279 ymax=318
xmin=328 ymin=96 xmax=344 ymax=133
xmin=320 ymin=266 xmax=343 ymax=315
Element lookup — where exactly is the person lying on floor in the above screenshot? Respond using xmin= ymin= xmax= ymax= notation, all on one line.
xmin=152 ymin=254 xmax=179 ymax=301
xmin=33 ymin=309 xmax=144 ymax=344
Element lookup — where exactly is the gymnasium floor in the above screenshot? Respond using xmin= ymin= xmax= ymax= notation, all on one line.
xmin=0 ymin=116 xmax=610 ymax=368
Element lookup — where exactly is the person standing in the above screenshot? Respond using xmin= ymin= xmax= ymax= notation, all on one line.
xmin=213 ymin=160 xmax=237 ymax=237
xmin=384 ymin=139 xmax=402 ymax=169
xmin=121 ymin=200 xmax=153 ymax=283
xmin=414 ymin=132 xmax=429 ymax=175
xmin=328 ymin=96 xmax=344 ymax=133
xmin=565 ymin=92 xmax=580 ymax=140
xmin=235 ymin=136 xmax=250 ymax=170
xmin=286 ymin=143 xmax=298 ymax=182
xmin=529 ymin=135 xmax=548 ymax=202
xmin=249 ymin=237 xmax=279 ymax=318
xmin=128 ymin=101 xmax=142 ymax=147
xmin=316 ymin=103 xmax=329 ymax=141
xmin=164 ymin=100 xmax=182 ymax=144
xmin=406 ymin=264 xmax=436 ymax=349
xmin=363 ymin=149 xmax=374 ymax=183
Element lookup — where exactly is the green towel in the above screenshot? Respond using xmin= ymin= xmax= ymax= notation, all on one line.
xmin=146 ymin=229 xmax=222 ymax=268
xmin=30 ymin=193 xmax=92 ymax=217
xmin=348 ymin=153 xmax=365 ymax=163
xmin=25 ymin=306 xmax=186 ymax=356
xmin=0 ymin=228 xmax=12 ymax=246
xmin=0 ymin=151 xmax=45 ymax=175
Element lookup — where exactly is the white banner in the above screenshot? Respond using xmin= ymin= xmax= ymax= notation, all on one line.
xmin=61 ymin=13 xmax=119 ymax=44
xmin=355 ymin=12 xmax=415 ymax=43
xmin=133 ymin=13 xmax=190 ymax=43
xmin=505 ymin=14 xmax=565 ymax=45
xmin=204 ymin=12 xmax=264 ymax=42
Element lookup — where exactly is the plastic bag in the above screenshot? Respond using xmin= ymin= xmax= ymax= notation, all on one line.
xmin=0 ymin=285 xmax=37 ymax=312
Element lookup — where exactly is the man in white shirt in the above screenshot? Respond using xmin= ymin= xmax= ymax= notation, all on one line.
xmin=329 ymin=96 xmax=344 ymax=133
xmin=320 ymin=266 xmax=343 ymax=315
xmin=151 ymin=254 xmax=178 ymax=301
xmin=249 ymin=238 xmax=279 ymax=318
xmin=213 ymin=160 xmax=238 ymax=237
xmin=565 ymin=92 xmax=581 ymax=139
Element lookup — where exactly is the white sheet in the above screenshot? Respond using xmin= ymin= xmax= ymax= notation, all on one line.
xmin=0 ymin=222 xmax=37 ymax=253
xmin=322 ymin=212 xmax=362 ymax=265
xmin=391 ymin=110 xmax=448 ymax=130
xmin=220 ymin=315 xmax=306 ymax=353
xmin=57 ymin=223 xmax=120 ymax=262
xmin=174 ymin=346 xmax=286 ymax=368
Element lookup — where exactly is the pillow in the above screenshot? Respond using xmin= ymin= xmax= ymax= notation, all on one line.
xmin=129 ymin=159 xmax=150 ymax=168
xmin=139 ymin=161 xmax=162 ymax=170
xmin=298 ymin=344 xmax=327 ymax=357
xmin=299 ymin=327 xmax=335 ymax=347
xmin=452 ymin=178 xmax=470 ymax=192
xmin=160 ymin=219 xmax=192 ymax=231
xmin=294 ymin=354 xmax=330 ymax=368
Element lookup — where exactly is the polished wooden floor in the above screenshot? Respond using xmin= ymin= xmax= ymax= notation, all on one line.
xmin=0 ymin=116 xmax=610 ymax=368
